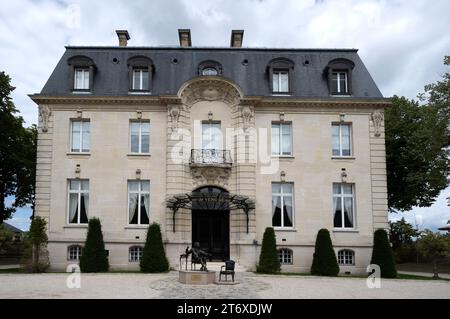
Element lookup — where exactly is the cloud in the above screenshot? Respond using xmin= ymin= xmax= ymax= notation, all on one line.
xmin=1 ymin=0 xmax=449 ymax=229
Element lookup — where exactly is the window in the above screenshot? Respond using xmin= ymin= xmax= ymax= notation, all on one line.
xmin=71 ymin=119 xmax=90 ymax=153
xmin=338 ymin=249 xmax=355 ymax=265
xmin=202 ymin=122 xmax=222 ymax=150
xmin=128 ymin=180 xmax=150 ymax=225
xmin=132 ymin=68 xmax=149 ymax=91
xmin=198 ymin=60 xmax=222 ymax=76
xmin=331 ymin=71 xmax=348 ymax=94
xmin=332 ymin=124 xmax=352 ymax=156
xmin=272 ymin=183 xmax=294 ymax=228
xmin=278 ymin=248 xmax=293 ymax=264
xmin=129 ymin=246 xmax=144 ymax=262
xmin=130 ymin=121 xmax=150 ymax=154
xmin=272 ymin=123 xmax=292 ymax=156
xmin=273 ymin=70 xmax=289 ymax=93
xmin=333 ymin=183 xmax=355 ymax=229
xmin=201 ymin=67 xmax=218 ymax=76
xmin=67 ymin=245 xmax=82 ymax=261
xmin=74 ymin=68 xmax=89 ymax=90
xmin=68 ymin=180 xmax=89 ymax=224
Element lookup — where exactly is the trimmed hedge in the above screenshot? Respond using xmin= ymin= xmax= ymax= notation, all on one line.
xmin=370 ymin=229 xmax=397 ymax=278
xmin=256 ymin=227 xmax=280 ymax=274
xmin=80 ymin=218 xmax=109 ymax=272
xmin=140 ymin=223 xmax=169 ymax=273
xmin=311 ymin=228 xmax=339 ymax=276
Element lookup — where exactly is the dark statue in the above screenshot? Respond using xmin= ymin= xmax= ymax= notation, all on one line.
xmin=179 ymin=242 xmax=211 ymax=271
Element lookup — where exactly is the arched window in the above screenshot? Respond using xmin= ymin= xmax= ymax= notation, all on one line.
xmin=67 ymin=55 xmax=96 ymax=92
xmin=337 ymin=249 xmax=355 ymax=265
xmin=278 ymin=248 xmax=293 ymax=264
xmin=127 ymin=56 xmax=154 ymax=92
xmin=325 ymin=58 xmax=355 ymax=96
xmin=67 ymin=245 xmax=82 ymax=261
xmin=129 ymin=246 xmax=144 ymax=262
xmin=198 ymin=60 xmax=222 ymax=76
xmin=266 ymin=58 xmax=295 ymax=94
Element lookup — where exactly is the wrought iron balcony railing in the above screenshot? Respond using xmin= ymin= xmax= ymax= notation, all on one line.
xmin=190 ymin=149 xmax=232 ymax=166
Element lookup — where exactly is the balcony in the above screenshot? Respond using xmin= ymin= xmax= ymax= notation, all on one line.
xmin=190 ymin=149 xmax=232 ymax=167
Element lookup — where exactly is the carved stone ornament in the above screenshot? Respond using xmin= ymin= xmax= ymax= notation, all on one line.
xmin=39 ymin=105 xmax=51 ymax=133
xmin=179 ymin=77 xmax=241 ymax=111
xmin=371 ymin=111 xmax=384 ymax=137
xmin=168 ymin=105 xmax=181 ymax=131
xmin=241 ymin=105 xmax=254 ymax=130
xmin=190 ymin=167 xmax=231 ymax=187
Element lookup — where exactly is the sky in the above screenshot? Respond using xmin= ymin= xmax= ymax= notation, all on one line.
xmin=0 ymin=0 xmax=449 ymax=231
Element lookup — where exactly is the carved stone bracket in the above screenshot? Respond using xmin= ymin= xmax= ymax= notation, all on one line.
xmin=241 ymin=105 xmax=254 ymax=130
xmin=371 ymin=111 xmax=384 ymax=137
xmin=168 ymin=104 xmax=181 ymax=131
xmin=190 ymin=166 xmax=231 ymax=188
xmin=179 ymin=77 xmax=241 ymax=112
xmin=39 ymin=105 xmax=51 ymax=133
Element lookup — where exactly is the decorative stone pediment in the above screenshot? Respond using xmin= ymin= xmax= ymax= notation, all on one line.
xmin=190 ymin=166 xmax=231 ymax=188
xmin=178 ymin=76 xmax=242 ymax=111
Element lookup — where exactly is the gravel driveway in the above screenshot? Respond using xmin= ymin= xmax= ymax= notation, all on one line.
xmin=0 ymin=272 xmax=448 ymax=299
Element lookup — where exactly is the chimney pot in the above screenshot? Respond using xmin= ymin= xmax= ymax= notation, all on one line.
xmin=230 ymin=30 xmax=244 ymax=48
xmin=116 ymin=30 xmax=130 ymax=47
xmin=178 ymin=29 xmax=192 ymax=47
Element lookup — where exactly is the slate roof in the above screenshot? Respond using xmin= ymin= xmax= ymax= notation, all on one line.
xmin=2 ymin=222 xmax=24 ymax=233
xmin=40 ymin=46 xmax=383 ymax=98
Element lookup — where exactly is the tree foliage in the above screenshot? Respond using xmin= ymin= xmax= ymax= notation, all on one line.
xmin=310 ymin=228 xmax=339 ymax=276
xmin=385 ymin=95 xmax=450 ymax=211
xmin=370 ymin=229 xmax=397 ymax=278
xmin=389 ymin=218 xmax=420 ymax=250
xmin=416 ymin=230 xmax=450 ymax=279
xmin=0 ymin=71 xmax=37 ymax=223
xmin=140 ymin=223 xmax=169 ymax=273
xmin=256 ymin=227 xmax=280 ymax=274
xmin=27 ymin=216 xmax=49 ymax=272
xmin=79 ymin=218 xmax=109 ymax=272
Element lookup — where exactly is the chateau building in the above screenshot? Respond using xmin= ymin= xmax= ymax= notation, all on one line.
xmin=31 ymin=29 xmax=389 ymax=274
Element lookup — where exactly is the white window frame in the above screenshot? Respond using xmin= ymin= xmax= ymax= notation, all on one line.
xmin=332 ymin=123 xmax=352 ymax=157
xmin=338 ymin=249 xmax=355 ymax=265
xmin=272 ymin=182 xmax=295 ymax=229
xmin=132 ymin=68 xmax=149 ymax=91
xmin=271 ymin=122 xmax=293 ymax=156
xmin=127 ymin=180 xmax=150 ymax=225
xmin=67 ymin=180 xmax=89 ymax=225
xmin=332 ymin=71 xmax=348 ymax=94
xmin=201 ymin=121 xmax=222 ymax=150
xmin=129 ymin=246 xmax=144 ymax=262
xmin=332 ymin=183 xmax=356 ymax=230
xmin=70 ymin=119 xmax=90 ymax=153
xmin=74 ymin=68 xmax=89 ymax=90
xmin=129 ymin=120 xmax=150 ymax=154
xmin=67 ymin=245 xmax=82 ymax=261
xmin=278 ymin=248 xmax=293 ymax=265
xmin=273 ymin=70 xmax=289 ymax=93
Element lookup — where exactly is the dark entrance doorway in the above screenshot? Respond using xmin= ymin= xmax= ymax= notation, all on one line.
xmin=191 ymin=186 xmax=230 ymax=261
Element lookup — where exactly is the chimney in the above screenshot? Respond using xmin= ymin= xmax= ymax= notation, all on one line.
xmin=230 ymin=30 xmax=244 ymax=48
xmin=178 ymin=29 xmax=192 ymax=47
xmin=116 ymin=30 xmax=130 ymax=47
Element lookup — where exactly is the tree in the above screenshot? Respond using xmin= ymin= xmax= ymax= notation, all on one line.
xmin=422 ymin=56 xmax=450 ymax=119
xmin=256 ymin=227 xmax=280 ymax=274
xmin=310 ymin=229 xmax=339 ymax=276
xmin=370 ymin=229 xmax=397 ymax=278
xmin=79 ymin=218 xmax=109 ymax=272
xmin=385 ymin=95 xmax=450 ymax=211
xmin=0 ymin=71 xmax=37 ymax=223
xmin=389 ymin=218 xmax=420 ymax=249
xmin=140 ymin=223 xmax=169 ymax=273
xmin=27 ymin=216 xmax=49 ymax=272
xmin=416 ymin=230 xmax=450 ymax=279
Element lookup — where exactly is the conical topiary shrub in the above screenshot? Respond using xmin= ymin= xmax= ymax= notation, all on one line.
xmin=370 ymin=229 xmax=397 ymax=278
xmin=140 ymin=223 xmax=169 ymax=273
xmin=311 ymin=228 xmax=339 ymax=276
xmin=256 ymin=227 xmax=280 ymax=273
xmin=79 ymin=218 xmax=109 ymax=272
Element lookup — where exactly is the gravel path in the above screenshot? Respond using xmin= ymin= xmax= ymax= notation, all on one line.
xmin=0 ymin=272 xmax=448 ymax=299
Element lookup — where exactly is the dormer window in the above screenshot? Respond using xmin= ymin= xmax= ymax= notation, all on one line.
xmin=127 ymin=56 xmax=154 ymax=92
xmin=326 ymin=58 xmax=355 ymax=96
xmin=67 ymin=55 xmax=96 ymax=92
xmin=198 ymin=60 xmax=222 ymax=76
xmin=267 ymin=58 xmax=295 ymax=95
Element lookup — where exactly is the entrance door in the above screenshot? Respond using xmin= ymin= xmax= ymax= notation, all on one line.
xmin=192 ymin=210 xmax=230 ymax=261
